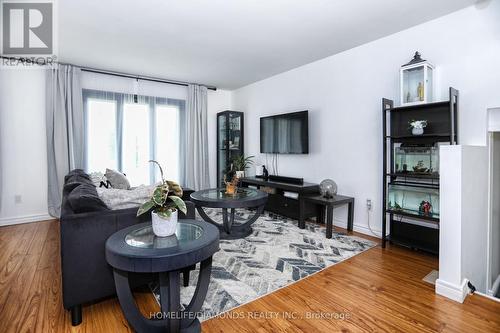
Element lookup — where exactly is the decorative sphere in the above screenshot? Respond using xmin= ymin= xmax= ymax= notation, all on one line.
xmin=320 ymin=179 xmax=337 ymax=198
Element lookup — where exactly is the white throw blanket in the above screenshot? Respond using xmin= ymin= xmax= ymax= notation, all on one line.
xmin=96 ymin=184 xmax=157 ymax=210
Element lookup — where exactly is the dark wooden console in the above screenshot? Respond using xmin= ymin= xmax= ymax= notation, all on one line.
xmin=240 ymin=177 xmax=320 ymax=224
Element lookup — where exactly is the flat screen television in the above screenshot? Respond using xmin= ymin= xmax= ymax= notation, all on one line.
xmin=260 ymin=111 xmax=309 ymax=154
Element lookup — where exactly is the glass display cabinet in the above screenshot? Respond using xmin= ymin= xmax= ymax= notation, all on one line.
xmin=388 ymin=184 xmax=440 ymax=221
xmin=217 ymin=111 xmax=244 ymax=187
xmin=394 ymin=145 xmax=439 ymax=176
xmin=400 ymin=52 xmax=434 ymax=106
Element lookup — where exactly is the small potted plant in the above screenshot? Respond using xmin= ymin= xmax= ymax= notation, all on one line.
xmin=232 ymin=155 xmax=254 ymax=178
xmin=137 ymin=160 xmax=187 ymax=237
xmin=409 ymin=120 xmax=427 ymax=136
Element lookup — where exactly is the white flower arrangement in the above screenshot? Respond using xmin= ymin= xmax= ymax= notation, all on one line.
xmin=409 ymin=120 xmax=427 ymax=129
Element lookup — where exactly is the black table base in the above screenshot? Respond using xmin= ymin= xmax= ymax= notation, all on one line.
xmin=113 ymin=257 xmax=213 ymax=333
xmin=196 ymin=205 xmax=265 ymax=239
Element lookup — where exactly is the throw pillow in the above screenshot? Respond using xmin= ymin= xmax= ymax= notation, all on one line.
xmin=105 ymin=168 xmax=131 ymax=190
xmin=89 ymin=171 xmax=107 ymax=187
xmin=67 ymin=183 xmax=110 ymax=213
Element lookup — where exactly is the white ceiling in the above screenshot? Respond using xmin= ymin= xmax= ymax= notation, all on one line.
xmin=59 ymin=0 xmax=475 ymax=89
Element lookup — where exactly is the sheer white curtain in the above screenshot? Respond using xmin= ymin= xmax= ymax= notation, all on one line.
xmin=80 ymin=73 xmax=214 ymax=189
xmin=82 ymin=74 xmax=186 ymax=186
xmin=82 ymin=72 xmax=187 ymax=185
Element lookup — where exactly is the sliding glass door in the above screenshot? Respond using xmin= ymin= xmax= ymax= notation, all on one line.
xmin=122 ymin=102 xmax=150 ymax=186
xmin=155 ymin=105 xmax=180 ymax=182
xmin=86 ymin=99 xmax=118 ymax=172
xmin=83 ymin=89 xmax=185 ymax=186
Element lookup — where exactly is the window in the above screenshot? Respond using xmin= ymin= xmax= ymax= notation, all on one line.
xmin=123 ymin=102 xmax=150 ymax=186
xmin=155 ymin=105 xmax=180 ymax=182
xmin=86 ymin=99 xmax=118 ymax=172
xmin=83 ymin=89 xmax=185 ymax=186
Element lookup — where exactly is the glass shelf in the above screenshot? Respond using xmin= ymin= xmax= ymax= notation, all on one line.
xmin=387 ymin=184 xmax=439 ymax=221
xmin=394 ymin=145 xmax=439 ymax=176
xmin=217 ymin=111 xmax=244 ymax=187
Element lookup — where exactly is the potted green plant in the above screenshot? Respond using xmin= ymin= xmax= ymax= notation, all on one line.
xmin=232 ymin=155 xmax=254 ymax=178
xmin=137 ymin=160 xmax=187 ymax=237
xmin=409 ymin=120 xmax=427 ymax=136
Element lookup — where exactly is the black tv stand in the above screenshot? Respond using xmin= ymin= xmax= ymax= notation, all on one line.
xmin=268 ymin=175 xmax=304 ymax=185
xmin=240 ymin=177 xmax=320 ymax=223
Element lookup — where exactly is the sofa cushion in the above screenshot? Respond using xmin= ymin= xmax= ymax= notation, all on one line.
xmin=68 ymin=183 xmax=110 ymax=213
xmin=65 ymin=175 xmax=93 ymax=186
xmin=64 ymin=169 xmax=90 ymax=182
xmin=63 ymin=181 xmax=84 ymax=196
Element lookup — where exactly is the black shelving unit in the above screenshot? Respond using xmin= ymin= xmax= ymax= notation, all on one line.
xmin=217 ymin=111 xmax=244 ymax=187
xmin=382 ymin=87 xmax=458 ymax=254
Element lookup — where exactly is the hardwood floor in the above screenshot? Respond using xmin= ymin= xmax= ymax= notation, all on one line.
xmin=0 ymin=219 xmax=499 ymax=332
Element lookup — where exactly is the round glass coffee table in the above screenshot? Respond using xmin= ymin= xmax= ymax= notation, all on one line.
xmin=190 ymin=188 xmax=268 ymax=239
xmin=105 ymin=220 xmax=219 ymax=333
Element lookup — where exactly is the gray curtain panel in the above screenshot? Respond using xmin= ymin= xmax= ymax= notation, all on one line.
xmin=184 ymin=84 xmax=210 ymax=190
xmin=46 ymin=64 xmax=84 ymax=217
xmin=0 ymin=117 xmax=2 ymax=213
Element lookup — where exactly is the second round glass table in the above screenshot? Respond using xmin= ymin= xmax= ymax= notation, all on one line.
xmin=190 ymin=188 xmax=268 ymax=239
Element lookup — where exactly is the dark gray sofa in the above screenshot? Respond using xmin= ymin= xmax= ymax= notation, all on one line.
xmin=59 ymin=169 xmax=195 ymax=326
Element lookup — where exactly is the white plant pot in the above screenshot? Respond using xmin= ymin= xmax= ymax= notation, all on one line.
xmin=151 ymin=210 xmax=178 ymax=237
xmin=235 ymin=170 xmax=245 ymax=178
xmin=412 ymin=127 xmax=424 ymax=136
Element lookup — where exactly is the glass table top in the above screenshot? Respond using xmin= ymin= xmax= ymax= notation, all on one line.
xmin=125 ymin=223 xmax=203 ymax=249
xmin=199 ymin=188 xmax=258 ymax=201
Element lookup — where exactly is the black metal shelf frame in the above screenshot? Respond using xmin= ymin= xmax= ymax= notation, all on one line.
xmin=386 ymin=209 xmax=440 ymax=223
xmin=386 ymin=173 xmax=440 ymax=180
xmin=382 ymin=87 xmax=459 ymax=253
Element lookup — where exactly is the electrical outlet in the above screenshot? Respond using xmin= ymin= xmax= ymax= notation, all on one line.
xmin=15 ymin=195 xmax=22 ymax=204
xmin=366 ymin=199 xmax=372 ymax=210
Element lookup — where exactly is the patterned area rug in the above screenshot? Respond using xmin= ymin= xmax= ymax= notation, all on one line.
xmin=151 ymin=208 xmax=375 ymax=321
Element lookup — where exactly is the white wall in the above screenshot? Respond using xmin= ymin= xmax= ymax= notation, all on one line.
xmin=0 ymin=68 xmax=232 ymax=225
xmin=80 ymin=71 xmax=189 ymax=100
xmin=0 ymin=68 xmax=51 ymax=225
xmin=437 ymin=145 xmax=488 ymax=302
xmin=460 ymin=146 xmax=489 ymax=294
xmin=232 ymin=2 xmax=500 ymax=236
xmin=437 ymin=146 xmax=464 ymax=300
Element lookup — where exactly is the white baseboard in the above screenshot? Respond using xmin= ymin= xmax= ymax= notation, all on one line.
xmin=352 ymin=224 xmax=382 ymax=238
xmin=491 ymin=274 xmax=500 ymax=297
xmin=0 ymin=213 xmax=53 ymax=227
xmin=475 ymin=291 xmax=500 ymax=303
xmin=333 ymin=218 xmax=382 ymax=239
xmin=435 ymin=278 xmax=469 ymax=303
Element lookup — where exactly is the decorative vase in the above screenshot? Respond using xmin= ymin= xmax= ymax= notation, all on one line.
xmin=235 ymin=170 xmax=245 ymax=179
xmin=412 ymin=127 xmax=424 ymax=136
xmin=225 ymin=184 xmax=237 ymax=195
xmin=151 ymin=210 xmax=178 ymax=237
xmin=319 ymin=179 xmax=338 ymax=198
